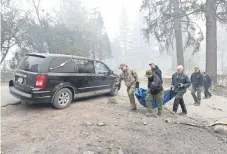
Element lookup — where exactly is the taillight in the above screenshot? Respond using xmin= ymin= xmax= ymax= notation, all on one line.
xmin=35 ymin=75 xmax=46 ymax=89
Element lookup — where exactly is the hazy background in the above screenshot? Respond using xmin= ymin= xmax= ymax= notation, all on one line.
xmin=1 ymin=0 xmax=227 ymax=76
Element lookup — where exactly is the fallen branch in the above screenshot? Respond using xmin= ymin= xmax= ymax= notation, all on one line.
xmin=175 ymin=122 xmax=206 ymax=129
xmin=1 ymin=102 xmax=21 ymax=107
xmin=209 ymin=122 xmax=227 ymax=127
xmin=164 ymin=107 xmax=177 ymax=117
xmin=173 ymin=121 xmax=227 ymax=143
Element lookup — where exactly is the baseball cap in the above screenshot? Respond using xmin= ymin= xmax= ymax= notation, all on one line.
xmin=145 ymin=70 xmax=152 ymax=77
xmin=119 ymin=63 xmax=126 ymax=69
xmin=194 ymin=67 xmax=199 ymax=69
xmin=149 ymin=62 xmax=154 ymax=65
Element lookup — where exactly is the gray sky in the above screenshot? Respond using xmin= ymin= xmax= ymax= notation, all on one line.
xmin=36 ymin=0 xmax=142 ymax=38
xmin=5 ymin=0 xmax=142 ymax=60
xmin=84 ymin=0 xmax=141 ymax=38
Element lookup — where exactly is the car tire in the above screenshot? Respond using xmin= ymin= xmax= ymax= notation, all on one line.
xmin=109 ymin=84 xmax=119 ymax=96
xmin=52 ymin=88 xmax=72 ymax=109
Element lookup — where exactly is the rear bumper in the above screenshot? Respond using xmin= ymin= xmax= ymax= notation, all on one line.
xmin=9 ymin=80 xmax=51 ymax=103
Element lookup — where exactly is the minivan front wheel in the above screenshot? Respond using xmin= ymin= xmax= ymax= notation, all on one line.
xmin=52 ymin=88 xmax=72 ymax=109
xmin=109 ymin=84 xmax=119 ymax=96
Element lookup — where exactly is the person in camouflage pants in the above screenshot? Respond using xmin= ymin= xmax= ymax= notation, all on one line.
xmin=117 ymin=64 xmax=138 ymax=110
xmin=145 ymin=70 xmax=164 ymax=116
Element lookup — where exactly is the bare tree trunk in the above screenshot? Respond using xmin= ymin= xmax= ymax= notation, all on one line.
xmin=1 ymin=49 xmax=9 ymax=64
xmin=173 ymin=0 xmax=184 ymax=67
xmin=171 ymin=39 xmax=177 ymax=70
xmin=205 ymin=0 xmax=217 ymax=83
xmin=1 ymin=39 xmax=11 ymax=64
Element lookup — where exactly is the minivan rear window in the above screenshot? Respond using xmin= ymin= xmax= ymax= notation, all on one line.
xmin=17 ymin=56 xmax=45 ymax=72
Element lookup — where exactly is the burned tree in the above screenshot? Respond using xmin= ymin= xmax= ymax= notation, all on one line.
xmin=205 ymin=0 xmax=227 ymax=82
xmin=140 ymin=0 xmax=204 ymax=67
xmin=1 ymin=0 xmax=29 ymax=64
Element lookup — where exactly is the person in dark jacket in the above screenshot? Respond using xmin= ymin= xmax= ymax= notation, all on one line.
xmin=145 ymin=70 xmax=164 ymax=116
xmin=190 ymin=67 xmax=204 ymax=106
xmin=171 ymin=65 xmax=191 ymax=115
xmin=203 ymin=72 xmax=212 ymax=98
xmin=149 ymin=63 xmax=163 ymax=83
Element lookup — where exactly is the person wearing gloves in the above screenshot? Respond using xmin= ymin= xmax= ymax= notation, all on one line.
xmin=145 ymin=70 xmax=164 ymax=116
xmin=117 ymin=64 xmax=139 ymax=110
xmin=190 ymin=67 xmax=204 ymax=106
xmin=171 ymin=65 xmax=191 ymax=115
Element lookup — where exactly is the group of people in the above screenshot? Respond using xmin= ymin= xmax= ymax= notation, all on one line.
xmin=117 ymin=63 xmax=212 ymax=117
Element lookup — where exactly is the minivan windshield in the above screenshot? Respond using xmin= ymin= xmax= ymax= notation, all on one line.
xmin=17 ymin=55 xmax=45 ymax=72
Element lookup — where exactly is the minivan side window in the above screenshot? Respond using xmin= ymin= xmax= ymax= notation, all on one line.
xmin=95 ymin=61 xmax=109 ymax=75
xmin=75 ymin=59 xmax=95 ymax=73
xmin=49 ymin=57 xmax=75 ymax=73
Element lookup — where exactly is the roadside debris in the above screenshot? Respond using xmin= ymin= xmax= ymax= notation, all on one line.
xmin=97 ymin=122 xmax=106 ymax=126
xmin=211 ymin=122 xmax=227 ymax=136
xmin=84 ymin=121 xmax=93 ymax=126
xmin=118 ymin=149 xmax=124 ymax=154
xmin=107 ymin=98 xmax=118 ymax=104
xmin=164 ymin=118 xmax=172 ymax=123
xmin=83 ymin=151 xmax=95 ymax=154
xmin=1 ymin=101 xmax=21 ymax=107
xmin=218 ymin=109 xmax=223 ymax=112
xmin=142 ymin=121 xmax=148 ymax=125
xmin=214 ymin=125 xmax=227 ymax=135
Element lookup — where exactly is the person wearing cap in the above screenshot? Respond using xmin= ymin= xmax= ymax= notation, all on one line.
xmin=145 ymin=70 xmax=164 ymax=116
xmin=149 ymin=63 xmax=163 ymax=83
xmin=117 ymin=64 xmax=138 ymax=110
xmin=190 ymin=67 xmax=204 ymax=106
xmin=203 ymin=72 xmax=212 ymax=99
xmin=171 ymin=65 xmax=191 ymax=115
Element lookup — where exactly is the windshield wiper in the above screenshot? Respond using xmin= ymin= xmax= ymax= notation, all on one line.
xmin=50 ymin=60 xmax=73 ymax=71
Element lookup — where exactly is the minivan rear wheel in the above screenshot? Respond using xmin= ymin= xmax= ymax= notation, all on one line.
xmin=52 ymin=88 xmax=72 ymax=109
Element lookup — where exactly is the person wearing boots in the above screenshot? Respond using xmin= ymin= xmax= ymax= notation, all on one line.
xmin=171 ymin=65 xmax=191 ymax=115
xmin=145 ymin=70 xmax=164 ymax=116
xmin=190 ymin=67 xmax=204 ymax=106
xmin=117 ymin=64 xmax=138 ymax=110
xmin=203 ymin=72 xmax=212 ymax=99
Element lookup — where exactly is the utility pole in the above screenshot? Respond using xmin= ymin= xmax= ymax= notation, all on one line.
xmin=90 ymin=7 xmax=100 ymax=60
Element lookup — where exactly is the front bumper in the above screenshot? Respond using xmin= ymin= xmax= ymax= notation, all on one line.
xmin=9 ymin=80 xmax=51 ymax=103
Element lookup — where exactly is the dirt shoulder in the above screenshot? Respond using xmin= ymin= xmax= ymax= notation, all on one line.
xmin=1 ymin=82 xmax=227 ymax=154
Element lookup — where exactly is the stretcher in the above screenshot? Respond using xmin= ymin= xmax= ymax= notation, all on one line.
xmin=134 ymin=88 xmax=177 ymax=108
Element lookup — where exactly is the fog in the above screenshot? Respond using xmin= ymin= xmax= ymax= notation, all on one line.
xmin=1 ymin=0 xmax=227 ymax=78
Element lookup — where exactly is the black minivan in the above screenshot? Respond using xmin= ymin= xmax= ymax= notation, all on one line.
xmin=9 ymin=53 xmax=119 ymax=109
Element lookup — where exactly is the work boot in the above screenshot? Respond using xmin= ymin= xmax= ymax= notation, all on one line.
xmin=179 ymin=98 xmax=187 ymax=114
xmin=173 ymin=99 xmax=180 ymax=113
xmin=157 ymin=110 xmax=162 ymax=116
xmin=130 ymin=104 xmax=137 ymax=110
xmin=145 ymin=109 xmax=157 ymax=117
xmin=179 ymin=112 xmax=187 ymax=116
xmin=195 ymin=100 xmax=200 ymax=106
xmin=145 ymin=112 xmax=152 ymax=117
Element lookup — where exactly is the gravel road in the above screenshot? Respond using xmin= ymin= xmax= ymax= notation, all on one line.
xmin=1 ymin=81 xmax=227 ymax=154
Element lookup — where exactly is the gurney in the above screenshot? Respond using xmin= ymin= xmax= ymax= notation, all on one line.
xmin=134 ymin=88 xmax=177 ymax=108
